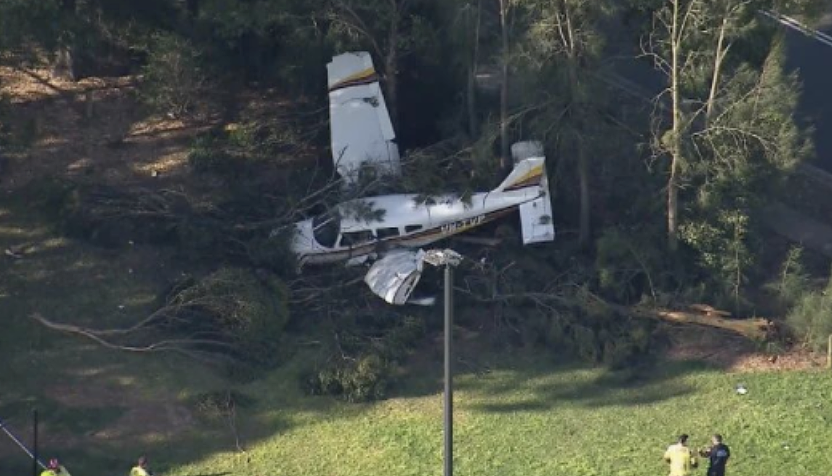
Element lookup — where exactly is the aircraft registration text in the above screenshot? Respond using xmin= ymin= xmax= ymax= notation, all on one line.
xmin=441 ymin=215 xmax=485 ymax=234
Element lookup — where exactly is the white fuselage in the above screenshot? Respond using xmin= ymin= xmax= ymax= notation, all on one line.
xmin=291 ymin=186 xmax=541 ymax=266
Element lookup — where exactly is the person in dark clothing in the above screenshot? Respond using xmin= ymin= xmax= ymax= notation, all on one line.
xmin=701 ymin=434 xmax=731 ymax=476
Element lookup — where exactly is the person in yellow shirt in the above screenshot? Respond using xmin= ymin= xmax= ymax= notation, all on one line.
xmin=40 ymin=458 xmax=71 ymax=476
xmin=130 ymin=455 xmax=152 ymax=476
xmin=663 ymin=434 xmax=698 ymax=476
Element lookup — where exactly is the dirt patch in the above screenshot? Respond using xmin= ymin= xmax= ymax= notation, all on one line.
xmin=664 ymin=326 xmax=826 ymax=372
xmin=47 ymin=377 xmax=194 ymax=445
xmin=1 ymin=65 xmax=213 ymax=194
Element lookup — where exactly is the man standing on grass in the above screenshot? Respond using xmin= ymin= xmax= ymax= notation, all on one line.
xmin=41 ymin=458 xmax=71 ymax=476
xmin=130 ymin=456 xmax=153 ymax=476
xmin=701 ymin=434 xmax=731 ymax=476
xmin=664 ymin=434 xmax=697 ymax=476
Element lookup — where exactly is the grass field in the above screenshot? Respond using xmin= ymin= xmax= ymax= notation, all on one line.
xmin=3 ymin=197 xmax=832 ymax=476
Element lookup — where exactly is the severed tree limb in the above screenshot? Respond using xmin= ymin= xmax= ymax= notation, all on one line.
xmin=455 ymin=288 xmax=776 ymax=342
xmin=30 ymin=313 xmax=237 ymax=364
xmin=606 ymin=304 xmax=774 ymax=341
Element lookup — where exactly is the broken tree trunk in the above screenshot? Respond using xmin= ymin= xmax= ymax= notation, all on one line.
xmin=461 ymin=288 xmax=777 ymax=342
xmin=604 ymin=303 xmax=775 ymax=341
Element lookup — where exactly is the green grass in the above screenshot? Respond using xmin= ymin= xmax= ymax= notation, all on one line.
xmin=3 ymin=199 xmax=832 ymax=476
xmin=154 ymin=356 xmax=832 ymax=476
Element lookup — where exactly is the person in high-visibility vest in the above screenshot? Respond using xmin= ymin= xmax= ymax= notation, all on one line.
xmin=41 ymin=458 xmax=72 ymax=476
xmin=663 ymin=434 xmax=698 ymax=476
xmin=130 ymin=455 xmax=153 ymax=476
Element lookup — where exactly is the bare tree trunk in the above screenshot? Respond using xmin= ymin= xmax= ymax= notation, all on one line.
xmin=578 ymin=138 xmax=591 ymax=247
xmin=560 ymin=5 xmax=590 ymax=248
xmin=614 ymin=305 xmax=775 ymax=341
xmin=705 ymin=17 xmax=728 ymax=122
xmin=668 ymin=0 xmax=682 ymax=252
xmin=467 ymin=0 xmax=482 ymax=139
xmin=467 ymin=68 xmax=478 ymax=138
xmin=385 ymin=15 xmax=400 ymax=131
xmin=52 ymin=0 xmax=77 ymax=81
xmin=499 ymin=0 xmax=510 ymax=172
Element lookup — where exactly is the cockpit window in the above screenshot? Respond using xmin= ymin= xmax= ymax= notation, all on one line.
xmin=312 ymin=211 xmax=340 ymax=248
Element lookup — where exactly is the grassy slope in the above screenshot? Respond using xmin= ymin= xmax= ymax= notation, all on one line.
xmin=3 ymin=70 xmax=832 ymax=476
xmin=186 ymin=356 xmax=832 ymax=476
xmin=3 ymin=194 xmax=832 ymax=476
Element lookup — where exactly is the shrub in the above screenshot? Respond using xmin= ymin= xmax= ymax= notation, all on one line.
xmin=162 ymin=267 xmax=291 ymax=367
xmin=765 ymin=246 xmax=811 ymax=312
xmin=785 ymin=273 xmax=832 ymax=352
xmin=303 ymin=314 xmax=425 ymax=402
xmin=140 ymin=33 xmax=212 ymax=118
xmin=188 ymin=132 xmax=236 ymax=174
xmin=304 ymin=354 xmax=390 ymax=403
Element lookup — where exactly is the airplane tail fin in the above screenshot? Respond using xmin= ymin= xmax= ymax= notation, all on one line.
xmin=493 ymin=155 xmax=546 ymax=193
xmin=493 ymin=141 xmax=555 ymax=244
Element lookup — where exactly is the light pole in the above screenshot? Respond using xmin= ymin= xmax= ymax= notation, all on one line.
xmin=423 ymin=249 xmax=463 ymax=476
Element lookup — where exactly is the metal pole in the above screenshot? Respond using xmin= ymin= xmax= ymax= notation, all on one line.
xmin=32 ymin=410 xmax=38 ymax=476
xmin=0 ymin=417 xmax=44 ymax=468
xmin=444 ymin=264 xmax=454 ymax=476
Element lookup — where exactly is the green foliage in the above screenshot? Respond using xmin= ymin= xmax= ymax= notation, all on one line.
xmin=538 ymin=307 xmax=656 ymax=369
xmin=188 ymin=118 xmax=308 ymax=176
xmin=305 ymin=353 xmax=389 ymax=403
xmin=304 ymin=314 xmax=425 ymax=402
xmin=765 ymin=246 xmax=811 ymax=310
xmin=0 ymin=0 xmax=61 ymax=53
xmin=140 ymin=33 xmax=212 ymax=118
xmin=163 ymin=267 xmax=291 ymax=367
xmin=784 ymin=272 xmax=832 ymax=352
xmin=595 ymin=228 xmax=668 ymax=303
xmin=188 ymin=131 xmax=236 ymax=174
xmin=680 ymin=209 xmax=753 ymax=309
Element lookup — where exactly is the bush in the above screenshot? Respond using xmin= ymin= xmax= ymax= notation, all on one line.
xmin=162 ymin=267 xmax=291 ymax=367
xmin=765 ymin=246 xmax=811 ymax=312
xmin=303 ymin=314 xmax=426 ymax=402
xmin=785 ymin=273 xmax=832 ymax=352
xmin=188 ymin=132 xmax=236 ymax=175
xmin=140 ymin=33 xmax=212 ymax=118
xmin=305 ymin=354 xmax=390 ymax=403
xmin=595 ymin=228 xmax=668 ymax=303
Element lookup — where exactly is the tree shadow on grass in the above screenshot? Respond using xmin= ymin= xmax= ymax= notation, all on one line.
xmin=470 ymin=365 xmax=699 ymax=414
xmin=396 ymin=343 xmax=716 ymax=414
xmin=0 ymin=206 xmax=379 ymax=476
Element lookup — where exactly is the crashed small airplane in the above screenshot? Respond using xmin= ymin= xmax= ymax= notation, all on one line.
xmin=283 ymin=51 xmax=556 ymax=305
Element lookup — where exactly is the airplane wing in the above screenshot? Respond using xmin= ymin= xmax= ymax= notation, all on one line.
xmin=364 ymin=249 xmax=428 ymax=305
xmin=327 ymin=52 xmax=401 ymax=187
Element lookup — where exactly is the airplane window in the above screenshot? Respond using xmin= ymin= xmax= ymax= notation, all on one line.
xmin=312 ymin=211 xmax=340 ymax=248
xmin=376 ymin=227 xmax=400 ymax=239
xmin=340 ymin=230 xmax=374 ymax=247
xmin=405 ymin=225 xmax=423 ymax=233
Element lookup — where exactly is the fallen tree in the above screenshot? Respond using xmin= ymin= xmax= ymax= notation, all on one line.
xmin=455 ymin=268 xmax=778 ymax=342
xmin=30 ymin=267 xmax=291 ymax=366
xmin=607 ymin=303 xmax=775 ymax=342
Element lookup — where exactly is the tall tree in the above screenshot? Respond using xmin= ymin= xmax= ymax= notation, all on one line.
xmin=521 ymin=0 xmax=613 ymax=248
xmin=641 ymin=0 xmax=825 ymax=251
xmin=498 ymin=0 xmax=511 ymax=172
xmin=327 ymin=0 xmax=423 ymax=131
